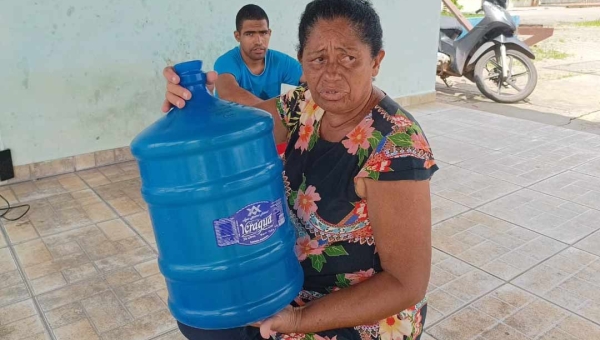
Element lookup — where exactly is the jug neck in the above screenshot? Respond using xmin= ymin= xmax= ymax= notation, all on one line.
xmin=173 ymin=60 xmax=213 ymax=106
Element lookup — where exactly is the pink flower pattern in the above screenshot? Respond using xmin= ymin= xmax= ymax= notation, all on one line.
xmin=294 ymin=235 xmax=326 ymax=261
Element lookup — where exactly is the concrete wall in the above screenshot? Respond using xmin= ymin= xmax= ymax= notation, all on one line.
xmin=1 ymin=0 xmax=440 ymax=166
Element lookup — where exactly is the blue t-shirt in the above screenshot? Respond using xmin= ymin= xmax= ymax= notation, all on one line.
xmin=214 ymin=47 xmax=303 ymax=100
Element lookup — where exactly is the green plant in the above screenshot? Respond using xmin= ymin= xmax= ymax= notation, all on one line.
xmin=532 ymin=46 xmax=571 ymax=60
xmin=442 ymin=0 xmax=463 ymax=15
xmin=574 ymin=19 xmax=600 ymax=27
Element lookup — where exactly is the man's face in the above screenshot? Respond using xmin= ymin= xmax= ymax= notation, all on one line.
xmin=235 ymin=20 xmax=271 ymax=61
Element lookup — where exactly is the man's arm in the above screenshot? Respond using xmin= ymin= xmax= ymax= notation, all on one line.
xmin=215 ymin=73 xmax=263 ymax=106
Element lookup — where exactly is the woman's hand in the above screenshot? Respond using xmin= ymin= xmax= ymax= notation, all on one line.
xmin=161 ymin=66 xmax=218 ymax=113
xmin=252 ymin=305 xmax=304 ymax=339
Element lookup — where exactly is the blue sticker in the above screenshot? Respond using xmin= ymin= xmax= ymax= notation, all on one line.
xmin=213 ymin=199 xmax=285 ymax=247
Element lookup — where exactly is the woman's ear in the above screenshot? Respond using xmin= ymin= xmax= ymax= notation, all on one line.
xmin=372 ymin=50 xmax=386 ymax=77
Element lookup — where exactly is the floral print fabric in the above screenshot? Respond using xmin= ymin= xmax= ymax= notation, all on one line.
xmin=272 ymin=85 xmax=438 ymax=340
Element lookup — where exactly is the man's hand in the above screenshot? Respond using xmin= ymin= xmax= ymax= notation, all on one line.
xmin=161 ymin=66 xmax=218 ymax=113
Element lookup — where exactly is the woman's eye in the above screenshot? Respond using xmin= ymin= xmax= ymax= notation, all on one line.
xmin=342 ymin=55 xmax=356 ymax=62
xmin=313 ymin=57 xmax=325 ymax=63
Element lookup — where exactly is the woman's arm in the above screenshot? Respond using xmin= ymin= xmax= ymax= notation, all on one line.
xmin=260 ymin=179 xmax=432 ymax=336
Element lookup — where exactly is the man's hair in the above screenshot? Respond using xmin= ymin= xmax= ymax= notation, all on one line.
xmin=236 ymin=4 xmax=269 ymax=32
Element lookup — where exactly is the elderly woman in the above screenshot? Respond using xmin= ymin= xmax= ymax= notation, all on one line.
xmin=161 ymin=0 xmax=438 ymax=339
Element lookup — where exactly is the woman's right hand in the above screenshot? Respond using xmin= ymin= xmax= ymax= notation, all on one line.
xmin=161 ymin=66 xmax=218 ymax=113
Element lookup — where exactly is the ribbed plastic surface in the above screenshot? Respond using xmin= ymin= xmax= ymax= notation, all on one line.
xmin=130 ymin=60 xmax=302 ymax=329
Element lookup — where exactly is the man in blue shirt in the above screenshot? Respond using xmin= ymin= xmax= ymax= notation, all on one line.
xmin=214 ymin=4 xmax=303 ymax=106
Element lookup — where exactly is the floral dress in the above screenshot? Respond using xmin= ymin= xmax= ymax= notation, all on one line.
xmin=274 ymin=85 xmax=438 ymax=340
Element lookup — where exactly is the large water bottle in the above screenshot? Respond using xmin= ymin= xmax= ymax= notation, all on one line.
xmin=130 ymin=60 xmax=303 ymax=330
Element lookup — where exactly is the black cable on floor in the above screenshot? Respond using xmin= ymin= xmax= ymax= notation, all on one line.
xmin=0 ymin=193 xmax=30 ymax=221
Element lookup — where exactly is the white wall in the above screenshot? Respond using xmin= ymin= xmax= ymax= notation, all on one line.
xmin=0 ymin=0 xmax=440 ymax=166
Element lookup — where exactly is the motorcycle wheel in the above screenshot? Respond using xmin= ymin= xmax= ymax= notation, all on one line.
xmin=474 ymin=48 xmax=538 ymax=103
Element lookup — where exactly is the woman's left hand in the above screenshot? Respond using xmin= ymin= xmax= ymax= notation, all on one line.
xmin=251 ymin=305 xmax=304 ymax=339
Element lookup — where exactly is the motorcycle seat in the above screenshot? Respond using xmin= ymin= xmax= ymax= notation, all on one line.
xmin=440 ymin=17 xmax=464 ymax=37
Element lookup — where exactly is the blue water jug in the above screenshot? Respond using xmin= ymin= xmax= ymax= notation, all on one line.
xmin=130 ymin=60 xmax=303 ymax=330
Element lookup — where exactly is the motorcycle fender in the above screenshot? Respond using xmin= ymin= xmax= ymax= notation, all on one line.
xmin=467 ymin=36 xmax=536 ymax=68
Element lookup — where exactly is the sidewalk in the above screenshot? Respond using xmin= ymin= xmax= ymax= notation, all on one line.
xmin=1 ymin=102 xmax=600 ymax=339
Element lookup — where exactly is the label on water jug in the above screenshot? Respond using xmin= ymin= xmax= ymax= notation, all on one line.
xmin=213 ymin=199 xmax=286 ymax=247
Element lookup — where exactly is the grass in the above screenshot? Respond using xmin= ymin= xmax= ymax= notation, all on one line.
xmin=574 ymin=19 xmax=600 ymax=27
xmin=531 ymin=46 xmax=571 ymax=61
xmin=441 ymin=11 xmax=483 ymax=18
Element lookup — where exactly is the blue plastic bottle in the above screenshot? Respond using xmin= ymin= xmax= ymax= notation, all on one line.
xmin=130 ymin=60 xmax=303 ymax=330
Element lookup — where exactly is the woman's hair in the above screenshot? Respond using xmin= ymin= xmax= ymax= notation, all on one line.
xmin=297 ymin=0 xmax=383 ymax=58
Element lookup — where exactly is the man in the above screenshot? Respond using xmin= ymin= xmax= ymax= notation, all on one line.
xmin=214 ymin=4 xmax=303 ymax=106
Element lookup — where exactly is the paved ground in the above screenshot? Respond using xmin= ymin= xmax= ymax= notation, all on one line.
xmin=1 ymin=102 xmax=600 ymax=339
xmin=437 ymin=6 xmax=600 ymax=135
xmin=513 ymin=6 xmax=600 ymax=25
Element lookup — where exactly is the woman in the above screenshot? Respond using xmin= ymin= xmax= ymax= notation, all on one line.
xmin=162 ymin=1 xmax=438 ymax=339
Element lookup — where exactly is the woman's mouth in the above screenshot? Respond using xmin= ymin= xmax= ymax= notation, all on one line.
xmin=319 ymin=90 xmax=345 ymax=101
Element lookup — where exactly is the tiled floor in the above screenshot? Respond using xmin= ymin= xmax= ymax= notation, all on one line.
xmin=1 ymin=102 xmax=600 ymax=339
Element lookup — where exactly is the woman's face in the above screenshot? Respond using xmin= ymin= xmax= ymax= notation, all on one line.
xmin=299 ymin=18 xmax=385 ymax=115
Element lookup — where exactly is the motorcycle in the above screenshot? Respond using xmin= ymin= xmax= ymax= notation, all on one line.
xmin=437 ymin=0 xmax=538 ymax=103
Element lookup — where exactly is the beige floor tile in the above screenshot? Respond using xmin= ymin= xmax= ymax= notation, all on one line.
xmin=512 ymin=249 xmax=600 ymax=323
xmin=37 ymin=277 xmax=110 ymax=312
xmin=124 ymin=212 xmax=156 ymax=244
xmin=44 ymin=302 xmax=87 ymax=328
xmin=504 ymin=299 xmax=569 ymax=338
xmin=53 ymin=318 xmax=100 ymax=340
xmin=427 ymin=253 xmax=503 ymax=324
xmin=30 ymin=272 xmax=67 ymax=295
xmin=538 ymin=327 xmax=577 ymax=340
xmin=62 ymin=263 xmax=99 ymax=283
xmin=105 ymin=267 xmax=143 ymax=288
xmin=574 ymin=230 xmax=600 ymax=256
xmin=124 ymin=293 xmax=166 ymax=318
xmin=579 ymin=300 xmax=600 ymax=324
xmin=470 ymin=295 xmax=520 ymax=320
xmin=107 ymin=197 xmax=143 ymax=216
xmin=554 ymin=314 xmax=600 ymax=339
xmin=480 ymin=323 xmax=530 ymax=340
xmin=433 ymin=211 xmax=567 ymax=281
xmin=77 ymin=169 xmax=111 ymax=188
xmin=479 ymin=189 xmax=600 ymax=244
xmin=428 ymin=135 xmax=490 ymax=165
xmin=0 ymin=314 xmax=46 ymax=340
xmin=0 ymin=299 xmax=37 ymax=326
xmin=430 ymin=195 xmax=470 ymax=225
xmin=427 ymin=306 xmax=497 ymax=340
xmin=102 ymin=309 xmax=177 ymax=340
xmin=0 ymin=270 xmax=24 ymax=292
xmin=0 ymin=229 xmax=6 ymax=248
xmin=24 ymin=252 xmax=90 ymax=281
xmin=56 ymin=174 xmax=88 ymax=192
xmin=113 ymin=273 xmax=166 ymax=302
xmin=98 ymin=219 xmax=136 ymax=241
xmin=81 ymin=291 xmax=133 ymax=333
xmin=0 ymin=186 xmax=18 ymax=204
xmin=94 ymin=246 xmax=156 ymax=273
xmin=0 ymin=248 xmax=17 ymax=273
xmin=13 ymin=239 xmax=53 ymax=267
xmin=4 ymin=221 xmax=40 ymax=244
xmin=134 ymin=259 xmax=160 ymax=278
xmin=156 ymin=288 xmax=169 ymax=305
xmin=431 ymin=165 xmax=520 ymax=208
xmin=153 ymin=330 xmax=187 ymax=340
xmin=530 ymin=171 xmax=600 ymax=210
xmin=0 ymin=283 xmax=29 ymax=307
xmin=97 ymin=164 xmax=139 ymax=183
xmin=573 ymin=157 xmax=600 ymax=178
xmin=512 ymin=263 xmax=570 ymax=295
xmin=80 ymin=202 xmax=117 ymax=223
